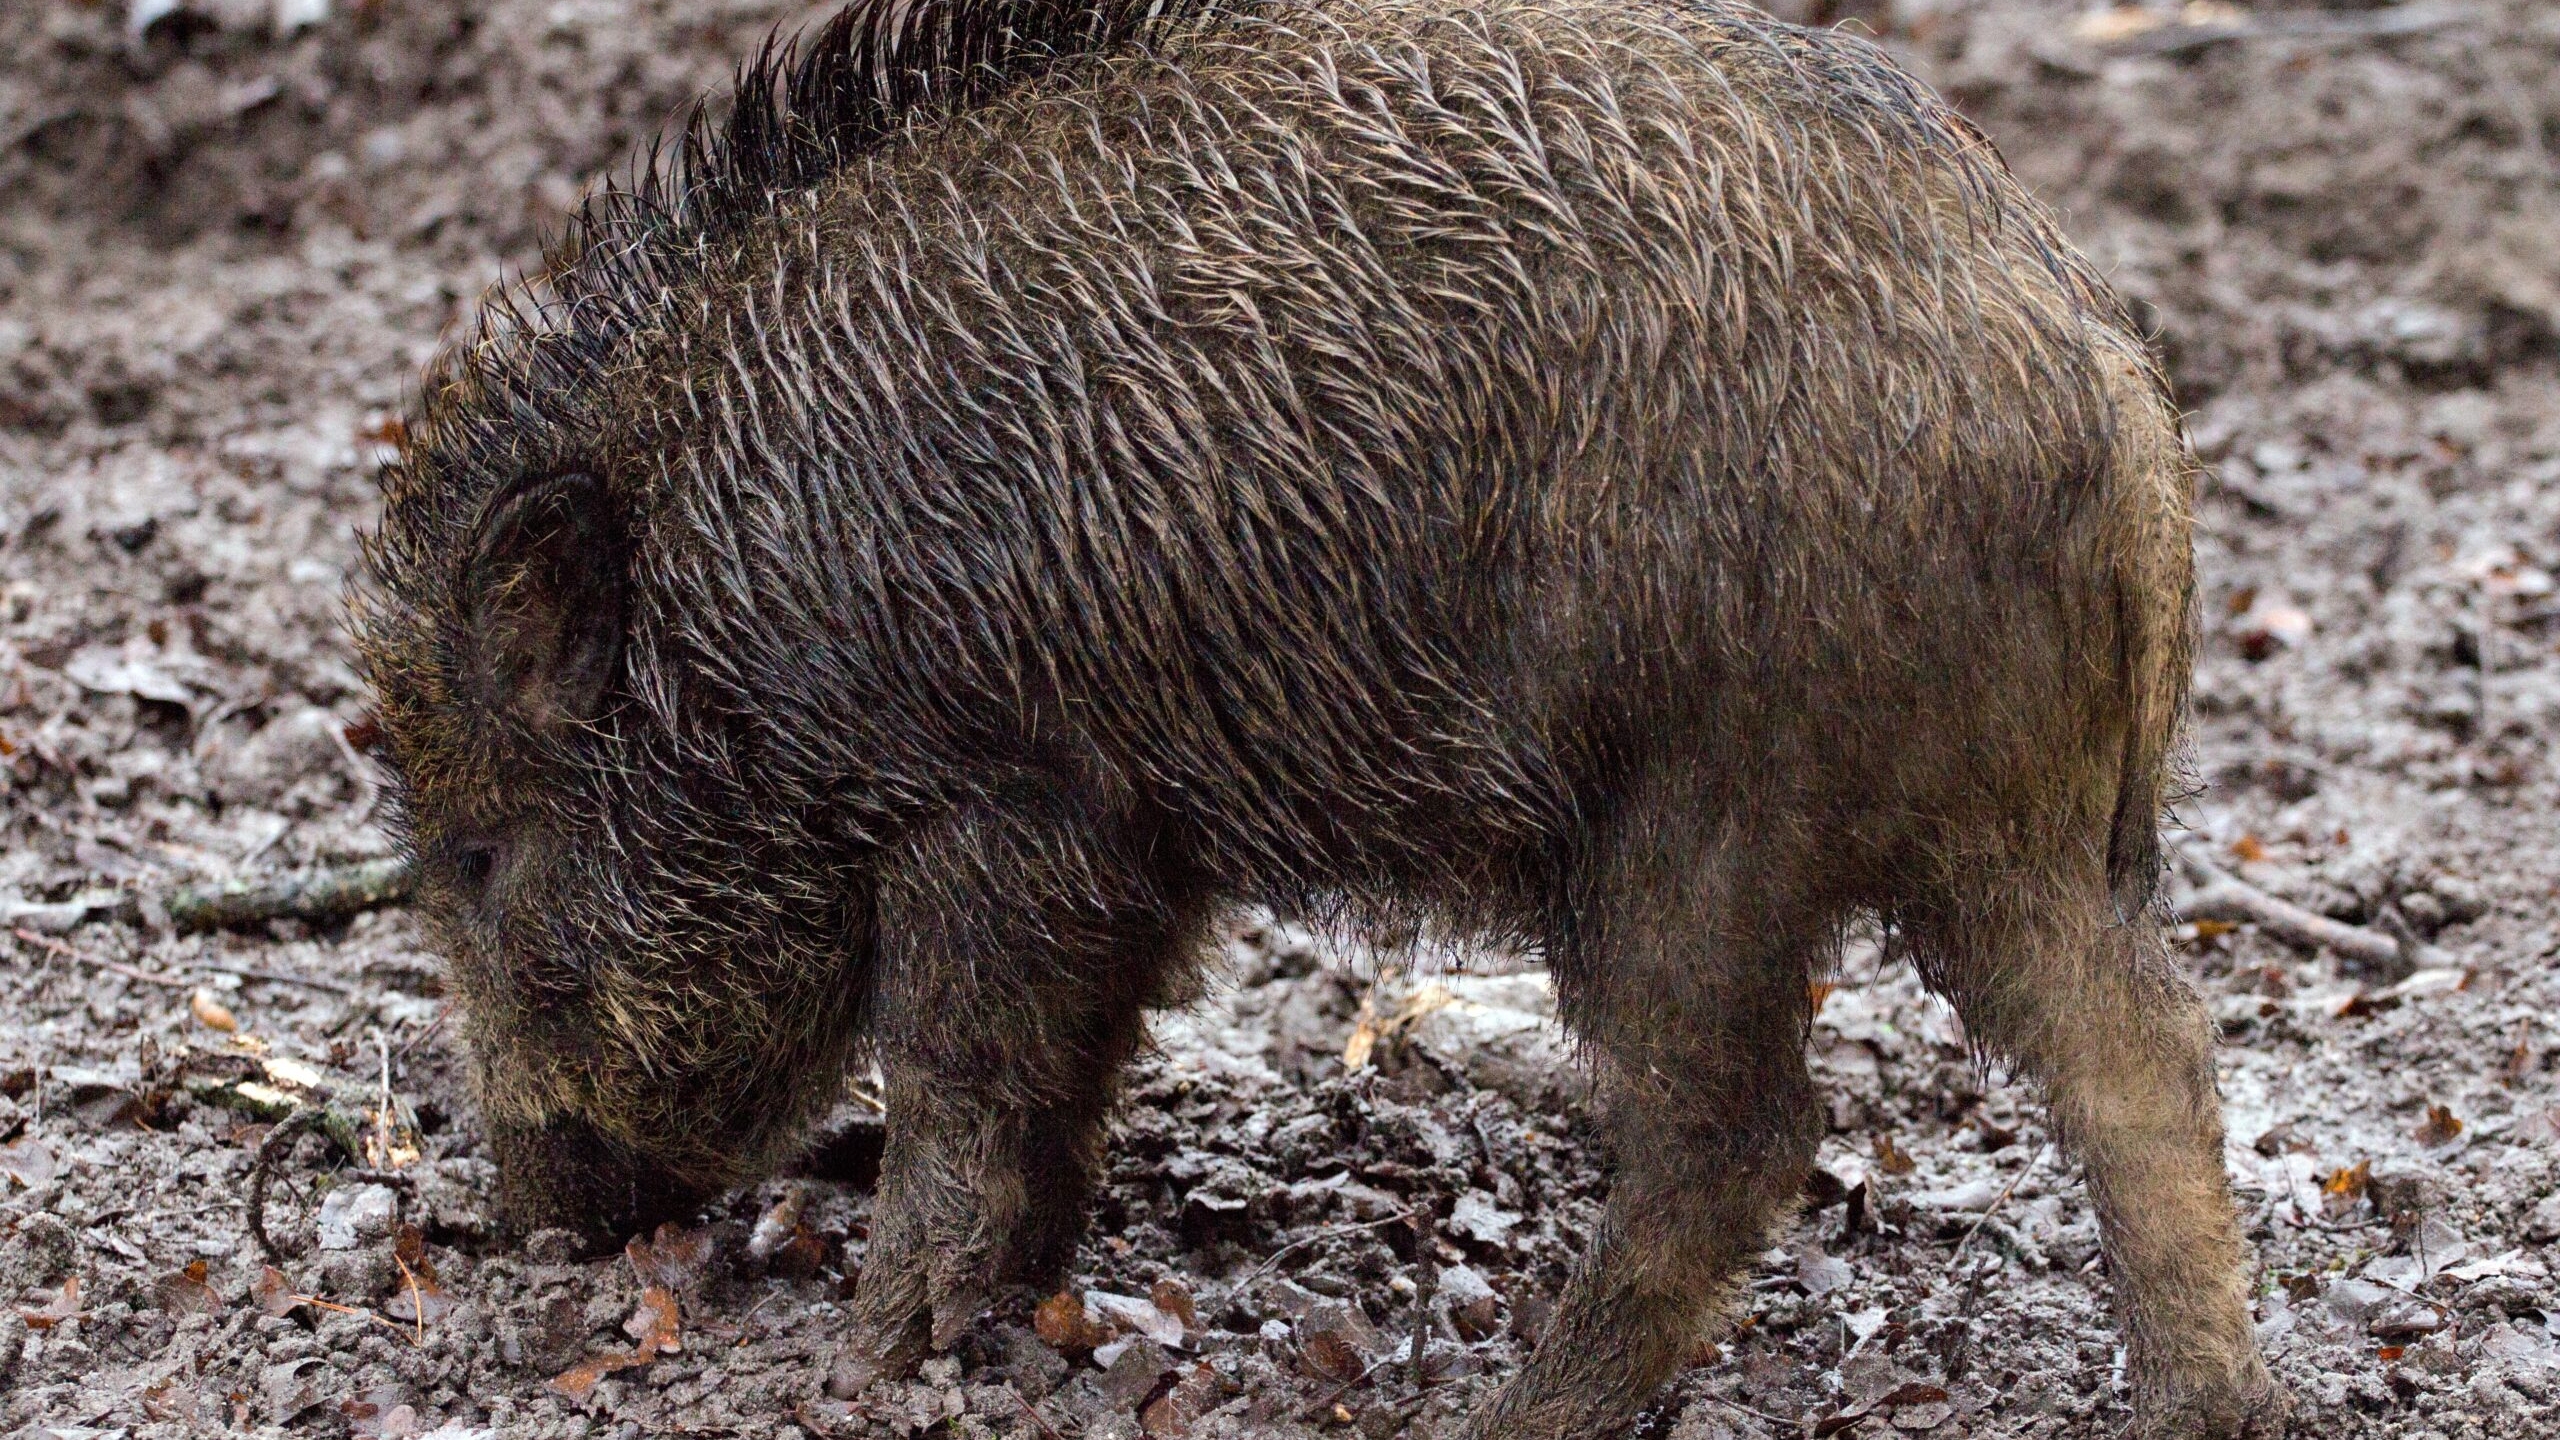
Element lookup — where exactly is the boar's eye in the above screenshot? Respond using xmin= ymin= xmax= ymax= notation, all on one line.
xmin=454 ymin=844 xmax=497 ymax=892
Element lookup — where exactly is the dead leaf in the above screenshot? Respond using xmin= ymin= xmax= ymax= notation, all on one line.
xmin=392 ymin=1223 xmax=436 ymax=1280
xmin=626 ymin=1222 xmax=713 ymax=1290
xmin=2324 ymin=1159 xmax=2372 ymax=1208
xmin=1298 ymin=1328 xmax=1366 ymax=1383
xmin=141 ymin=1376 xmax=202 ymax=1423
xmin=1149 ymin=1277 xmax=1198 ymax=1335
xmin=384 ymin=1243 xmax=453 ymax=1330
xmin=2377 ymin=1344 xmax=2406 ymax=1362
xmin=625 ymin=1284 xmax=681 ymax=1353
xmin=1873 ymin=1133 xmax=1917 ymax=1176
xmin=190 ymin=987 xmax=238 ymax=1033
xmin=1139 ymin=1361 xmax=1225 ymax=1437
xmin=254 ymin=1264 xmax=303 ymax=1317
xmin=153 ymin=1258 xmax=224 ymax=1316
xmin=549 ymin=1350 xmax=631 ymax=1402
xmin=1879 ymin=1383 xmax=1951 ymax=1407
xmin=2230 ymin=834 xmax=2269 ymax=864
xmin=19 ymin=1273 xmax=81 ymax=1329
xmin=343 ymin=1387 xmax=421 ymax=1440
xmin=2414 ymin=1104 xmax=2464 ymax=1147
xmin=1342 ymin=978 xmax=1456 ymax=1071
xmin=1035 ymin=1290 xmax=1113 ymax=1352
xmin=0 ymin=1136 xmax=58 ymax=1187
xmin=747 ymin=1183 xmax=806 ymax=1262
xmin=548 ymin=1285 xmax=682 ymax=1399
xmin=1088 ymin=1288 xmax=1190 ymax=1349
xmin=2231 ymin=588 xmax=2312 ymax=662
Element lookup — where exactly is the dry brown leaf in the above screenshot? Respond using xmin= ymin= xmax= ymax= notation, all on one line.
xmin=747 ymin=1185 xmax=807 ymax=1262
xmin=626 ymin=1284 xmax=681 ymax=1353
xmin=1873 ymin=1133 xmax=1917 ymax=1176
xmin=19 ymin=1274 xmax=81 ymax=1330
xmin=548 ymin=1285 xmax=683 ymax=1399
xmin=344 ymin=1387 xmax=422 ymax=1440
xmin=141 ymin=1377 xmax=201 ymax=1423
xmin=2414 ymin=1104 xmax=2464 ymax=1147
xmin=1298 ymin=1328 xmax=1366 ymax=1383
xmin=2324 ymin=1159 xmax=2372 ymax=1202
xmin=253 ymin=1264 xmax=303 ymax=1317
xmin=0 ymin=1136 xmax=58 ymax=1188
xmin=1034 ymin=1290 xmax=1112 ymax=1352
xmin=1148 ymin=1278 xmax=1199 ymax=1335
xmin=2071 ymin=7 xmax=2168 ymax=44
xmin=190 ymin=986 xmax=239 ymax=1033
xmin=153 ymin=1259 xmax=223 ymax=1316
xmin=385 ymin=1251 xmax=453 ymax=1330
xmin=392 ymin=1223 xmax=437 ymax=1281
xmin=627 ymin=1222 xmax=713 ymax=1290
xmin=2230 ymin=834 xmax=2269 ymax=864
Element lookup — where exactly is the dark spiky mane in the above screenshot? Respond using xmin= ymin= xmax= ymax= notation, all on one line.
xmin=554 ymin=0 xmax=1227 ymax=325
xmin=375 ymin=0 xmax=1234 ymax=634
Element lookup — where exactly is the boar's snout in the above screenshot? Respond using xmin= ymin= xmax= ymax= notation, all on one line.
xmin=487 ymin=1112 xmax=712 ymax=1253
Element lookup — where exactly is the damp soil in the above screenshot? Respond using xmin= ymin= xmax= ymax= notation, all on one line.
xmin=2 ymin=2 xmax=2558 ymax=1437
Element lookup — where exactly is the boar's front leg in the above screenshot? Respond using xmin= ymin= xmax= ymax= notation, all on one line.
xmin=828 ymin=802 xmax=1193 ymax=1398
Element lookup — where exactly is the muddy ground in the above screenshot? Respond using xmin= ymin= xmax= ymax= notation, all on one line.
xmin=3 ymin=1 xmax=2559 ymax=1436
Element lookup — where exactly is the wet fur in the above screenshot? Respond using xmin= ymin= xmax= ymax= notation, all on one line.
xmin=358 ymin=0 xmax=2279 ymax=1434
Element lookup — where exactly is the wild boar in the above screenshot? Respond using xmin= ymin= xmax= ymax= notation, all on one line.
xmin=358 ymin=0 xmax=2283 ymax=1434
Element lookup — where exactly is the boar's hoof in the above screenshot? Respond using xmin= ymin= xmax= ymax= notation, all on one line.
xmin=824 ymin=1346 xmax=909 ymax=1401
xmin=826 ymin=1310 xmax=931 ymax=1399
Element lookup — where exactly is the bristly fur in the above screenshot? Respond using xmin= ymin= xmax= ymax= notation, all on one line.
xmin=357 ymin=2 xmax=2278 ymax=1435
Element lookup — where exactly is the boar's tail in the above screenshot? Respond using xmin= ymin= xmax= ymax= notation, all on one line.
xmin=2096 ymin=335 xmax=2198 ymax=922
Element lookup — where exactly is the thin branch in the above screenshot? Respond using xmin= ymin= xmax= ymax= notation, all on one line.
xmin=2098 ymin=3 xmax=2471 ymax=58
xmin=165 ymin=858 xmax=414 ymax=934
xmin=2171 ymin=842 xmax=2434 ymax=970
xmin=9 ymin=927 xmax=192 ymax=987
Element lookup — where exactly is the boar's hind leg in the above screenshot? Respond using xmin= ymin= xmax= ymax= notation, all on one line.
xmin=1915 ymin=868 xmax=2284 ymax=1437
xmin=1463 ymin=822 xmax=1827 ymax=1440
xmin=829 ymin=804 xmax=1196 ymax=1399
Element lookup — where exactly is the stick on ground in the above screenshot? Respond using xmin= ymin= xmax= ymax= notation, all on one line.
xmin=166 ymin=858 xmax=415 ymax=934
xmin=2171 ymin=842 xmax=2431 ymax=971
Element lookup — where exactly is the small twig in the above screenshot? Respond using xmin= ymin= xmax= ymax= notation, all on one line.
xmin=1010 ymin=1388 xmax=1065 ymax=1440
xmin=394 ymin=1008 xmax=449 ymax=1062
xmin=9 ymin=927 xmax=194 ymax=987
xmin=1949 ymin=1143 xmax=2049 ymax=1265
xmin=2097 ymin=2 xmax=2470 ymax=58
xmin=1409 ymin=1207 xmax=1437 ymax=1388
xmin=290 ymin=1290 xmax=414 ymax=1340
xmin=1716 ymin=1397 xmax=1804 ymax=1429
xmin=1298 ymin=1355 xmax=1393 ymax=1422
xmin=248 ymin=1107 xmax=330 ymax=1261
xmin=1238 ymin=1208 xmax=1420 ymax=1289
xmin=393 ymin=1251 xmax=428 ymax=1347
xmin=194 ymin=960 xmax=354 ymax=995
xmin=167 ymin=858 xmax=414 ymax=934
xmin=2171 ymin=841 xmax=2428 ymax=969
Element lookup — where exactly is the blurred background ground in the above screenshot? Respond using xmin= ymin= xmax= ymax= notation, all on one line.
xmin=1 ymin=1 xmax=2557 ymax=1436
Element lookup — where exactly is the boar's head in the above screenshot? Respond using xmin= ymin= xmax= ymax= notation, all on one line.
xmin=357 ymin=378 xmax=869 ymax=1248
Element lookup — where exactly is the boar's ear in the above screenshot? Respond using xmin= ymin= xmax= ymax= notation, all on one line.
xmin=462 ymin=472 xmax=629 ymax=733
